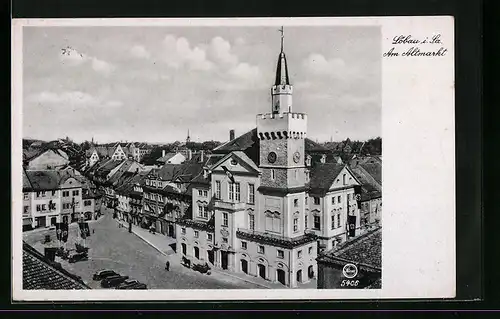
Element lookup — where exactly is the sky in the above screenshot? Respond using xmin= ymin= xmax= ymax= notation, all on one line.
xmin=22 ymin=25 xmax=381 ymax=144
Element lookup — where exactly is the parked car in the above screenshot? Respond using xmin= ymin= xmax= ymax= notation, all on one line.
xmin=101 ymin=275 xmax=129 ymax=288
xmin=192 ymin=262 xmax=211 ymax=275
xmin=115 ymin=279 xmax=141 ymax=289
xmin=68 ymin=251 xmax=88 ymax=263
xmin=93 ymin=270 xmax=119 ymax=281
xmin=128 ymin=282 xmax=147 ymax=289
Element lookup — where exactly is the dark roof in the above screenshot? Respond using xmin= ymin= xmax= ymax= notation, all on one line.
xmin=359 ymin=162 xmax=381 ymax=186
xmin=350 ymin=166 xmax=381 ymax=201
xmin=213 ymin=128 xmax=329 ymax=165
xmin=25 ymin=170 xmax=64 ymax=191
xmin=23 ymin=241 xmax=89 ymax=290
xmin=156 ymin=152 xmax=178 ymax=163
xmin=309 ymin=163 xmax=345 ymax=192
xmin=23 ymin=169 xmax=33 ymax=191
xmin=317 ymin=227 xmax=382 ymax=271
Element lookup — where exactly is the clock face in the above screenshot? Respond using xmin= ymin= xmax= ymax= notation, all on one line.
xmin=293 ymin=151 xmax=301 ymax=163
xmin=268 ymin=152 xmax=277 ymax=164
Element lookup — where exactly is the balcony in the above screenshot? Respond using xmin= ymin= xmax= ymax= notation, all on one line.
xmin=236 ymin=228 xmax=317 ymax=249
xmin=212 ymin=200 xmax=246 ymax=211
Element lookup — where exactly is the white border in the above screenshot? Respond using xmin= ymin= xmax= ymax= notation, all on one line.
xmin=12 ymin=17 xmax=455 ymax=301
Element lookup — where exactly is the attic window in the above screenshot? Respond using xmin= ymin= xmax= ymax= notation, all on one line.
xmin=230 ymin=159 xmax=237 ymax=166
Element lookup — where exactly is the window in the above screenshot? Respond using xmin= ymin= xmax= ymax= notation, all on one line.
xmin=23 ymin=206 xmax=29 ymax=214
xmin=293 ymin=217 xmax=299 ymax=232
xmin=347 ymin=194 xmax=351 ymax=201
xmin=249 ymin=214 xmax=255 ymax=230
xmin=271 ymin=169 xmax=275 ymax=180
xmin=337 ymin=214 xmax=341 ymax=229
xmin=74 ymin=201 xmax=80 ymax=208
xmin=222 ymin=237 xmax=228 ymax=243
xmin=248 ymin=183 xmax=255 ymax=204
xmin=222 ymin=212 xmax=228 ymax=227
xmin=241 ymin=241 xmax=247 ymax=250
xmin=51 ymin=190 xmax=56 ymax=196
xmin=313 ymin=216 xmax=321 ymax=230
xmin=194 ymin=230 xmax=199 ymax=238
xmin=305 ymin=197 xmax=308 ymax=205
xmin=343 ymin=174 xmax=346 ymax=185
xmin=294 ymin=199 xmax=299 ymax=207
xmin=215 ymin=181 xmax=221 ymax=199
xmin=158 ymin=196 xmax=163 ymax=202
xmin=198 ymin=205 xmax=203 ymax=217
xmin=85 ymin=200 xmax=91 ymax=206
xmin=331 ymin=215 xmax=335 ymax=229
xmin=181 ymin=227 xmax=186 ymax=235
xmin=305 ymin=215 xmax=308 ymax=229
xmin=235 ymin=183 xmax=241 ymax=202
xmin=297 ymin=250 xmax=303 ymax=259
xmin=308 ymin=247 xmax=313 ymax=255
xmin=146 ymin=180 xmax=150 ymax=186
xmin=338 ymin=196 xmax=341 ymax=203
xmin=36 ymin=204 xmax=41 ymax=212
xmin=258 ymin=245 xmax=265 ymax=254
xmin=313 ymin=197 xmax=320 ymax=205
xmin=23 ymin=193 xmax=29 ymax=200
xmin=36 ymin=191 xmax=40 ymax=198
xmin=331 ymin=196 xmax=335 ymax=205
xmin=72 ymin=190 xmax=79 ymax=196
xmin=144 ymin=193 xmax=149 ymax=199
xmin=198 ymin=190 xmax=203 ymax=196
xmin=228 ymin=183 xmax=234 ymax=201
xmin=41 ymin=204 xmax=46 ymax=211
xmin=277 ymin=250 xmax=284 ymax=259
xmin=207 ymin=233 xmax=213 ymax=241
xmin=152 ymin=181 xmax=156 ymax=187
xmin=203 ymin=190 xmax=208 ymax=197
xmin=41 ymin=191 xmax=46 ymax=197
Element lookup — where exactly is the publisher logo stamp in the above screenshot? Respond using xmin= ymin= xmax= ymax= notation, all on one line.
xmin=342 ymin=263 xmax=358 ymax=279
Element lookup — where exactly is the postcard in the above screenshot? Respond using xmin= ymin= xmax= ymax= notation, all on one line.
xmin=12 ymin=16 xmax=455 ymax=300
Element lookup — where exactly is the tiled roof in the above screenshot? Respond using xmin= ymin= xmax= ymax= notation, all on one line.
xmin=359 ymin=162 xmax=381 ymax=186
xmin=156 ymin=152 xmax=178 ymax=163
xmin=309 ymin=163 xmax=345 ymax=193
xmin=213 ymin=128 xmax=329 ymax=165
xmin=23 ymin=169 xmax=33 ymax=191
xmin=317 ymin=227 xmax=382 ymax=271
xmin=23 ymin=241 xmax=89 ymax=290
xmin=25 ymin=170 xmax=64 ymax=191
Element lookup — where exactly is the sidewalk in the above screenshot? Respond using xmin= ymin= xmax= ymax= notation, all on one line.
xmin=116 ymin=219 xmax=289 ymax=289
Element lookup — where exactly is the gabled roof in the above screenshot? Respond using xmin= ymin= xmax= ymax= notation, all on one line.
xmin=23 ymin=241 xmax=89 ymax=290
xmin=207 ymin=151 xmax=260 ymax=175
xmin=25 ymin=170 xmax=63 ymax=191
xmin=213 ymin=128 xmax=330 ymax=166
xmin=309 ymin=163 xmax=346 ymax=192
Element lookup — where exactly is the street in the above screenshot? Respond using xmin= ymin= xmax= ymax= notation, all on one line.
xmin=23 ymin=212 xmax=265 ymax=289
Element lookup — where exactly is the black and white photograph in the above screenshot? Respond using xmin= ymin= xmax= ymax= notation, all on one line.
xmin=13 ymin=17 xmax=454 ymax=300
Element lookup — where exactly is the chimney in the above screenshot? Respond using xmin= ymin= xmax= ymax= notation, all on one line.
xmin=199 ymin=150 xmax=204 ymax=163
xmin=162 ymin=149 xmax=166 ymax=158
xmin=188 ymin=150 xmax=192 ymax=160
xmin=229 ymin=129 xmax=235 ymax=141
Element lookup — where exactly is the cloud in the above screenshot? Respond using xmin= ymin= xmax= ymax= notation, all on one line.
xmin=29 ymin=91 xmax=123 ymax=108
xmin=162 ymin=34 xmax=214 ymax=71
xmin=228 ymin=63 xmax=262 ymax=82
xmin=59 ymin=47 xmax=86 ymax=66
xmin=130 ymin=45 xmax=151 ymax=59
xmin=59 ymin=46 xmax=115 ymax=75
xmin=208 ymin=37 xmax=238 ymax=67
xmin=91 ymin=58 xmax=114 ymax=75
xmin=303 ymin=53 xmax=346 ymax=77
xmin=235 ymin=37 xmax=246 ymax=46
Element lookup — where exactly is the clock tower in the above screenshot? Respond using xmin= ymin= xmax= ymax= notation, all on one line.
xmin=256 ymin=26 xmax=308 ymax=239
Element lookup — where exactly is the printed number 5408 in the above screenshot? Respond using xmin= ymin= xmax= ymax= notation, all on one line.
xmin=341 ymin=280 xmax=359 ymax=287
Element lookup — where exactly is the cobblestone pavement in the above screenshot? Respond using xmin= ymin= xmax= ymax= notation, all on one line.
xmin=118 ymin=218 xmax=317 ymax=289
xmin=23 ymin=212 xmax=265 ymax=289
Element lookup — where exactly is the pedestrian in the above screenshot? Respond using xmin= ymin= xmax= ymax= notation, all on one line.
xmin=165 ymin=260 xmax=170 ymax=271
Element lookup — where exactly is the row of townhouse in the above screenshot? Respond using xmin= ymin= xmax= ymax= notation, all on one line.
xmin=172 ymin=38 xmax=383 ymax=289
xmin=86 ymin=142 xmax=153 ymax=168
xmin=22 ymin=167 xmax=100 ymax=230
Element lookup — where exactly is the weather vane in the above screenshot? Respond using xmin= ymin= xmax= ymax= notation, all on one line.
xmin=279 ymin=26 xmax=284 ymax=52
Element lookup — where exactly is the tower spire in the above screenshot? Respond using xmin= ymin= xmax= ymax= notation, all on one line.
xmin=274 ymin=26 xmax=290 ymax=86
